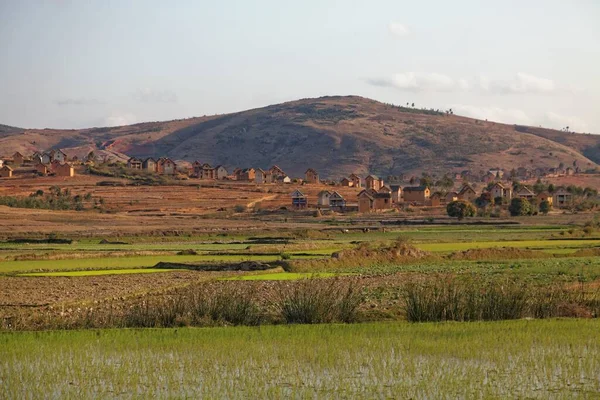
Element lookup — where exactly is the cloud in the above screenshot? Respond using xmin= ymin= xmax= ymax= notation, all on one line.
xmin=103 ymin=113 xmax=137 ymax=127
xmin=543 ymin=112 xmax=589 ymax=132
xmin=366 ymin=72 xmax=463 ymax=92
xmin=56 ymin=98 xmax=103 ymax=106
xmin=483 ymin=72 xmax=556 ymax=94
xmin=133 ymin=88 xmax=177 ymax=103
xmin=450 ymin=104 xmax=533 ymax=125
xmin=388 ymin=22 xmax=410 ymax=37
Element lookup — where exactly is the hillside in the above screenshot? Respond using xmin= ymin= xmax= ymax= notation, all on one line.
xmin=1 ymin=96 xmax=599 ymax=178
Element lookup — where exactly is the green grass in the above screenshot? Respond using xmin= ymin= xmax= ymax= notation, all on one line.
xmin=224 ymin=272 xmax=340 ymax=281
xmin=1 ymin=319 xmax=598 ymax=398
xmin=416 ymin=239 xmax=600 ymax=252
xmin=19 ymin=268 xmax=186 ymax=277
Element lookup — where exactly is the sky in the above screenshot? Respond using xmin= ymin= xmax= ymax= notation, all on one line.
xmin=0 ymin=0 xmax=599 ymax=132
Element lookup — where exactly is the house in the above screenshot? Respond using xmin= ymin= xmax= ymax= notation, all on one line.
xmin=269 ymin=165 xmax=286 ymax=180
xmin=157 ymin=158 xmax=177 ymax=175
xmin=340 ymin=177 xmax=352 ymax=187
xmin=458 ymin=184 xmax=477 ymax=202
xmin=565 ymin=167 xmax=575 ymax=176
xmin=515 ymin=187 xmax=535 ymax=200
xmin=31 ymin=152 xmax=43 ymax=165
xmin=374 ymin=186 xmax=392 ymax=210
xmin=445 ymin=191 xmax=459 ymax=203
xmin=127 ymin=157 xmax=142 ymax=169
xmin=329 ymin=191 xmax=346 ymax=210
xmin=357 ymin=189 xmax=376 ymax=213
xmin=290 ymin=190 xmax=308 ymax=209
xmin=536 ymin=192 xmax=553 ymax=206
xmin=215 ymin=165 xmax=228 ymax=180
xmin=390 ymin=185 xmax=402 ymax=203
xmin=35 ymin=163 xmax=49 ymax=175
xmin=199 ymin=163 xmax=216 ymax=180
xmin=553 ymin=188 xmax=573 ymax=208
xmin=12 ymin=152 xmax=25 ymax=166
xmin=489 ymin=182 xmax=512 ymax=201
xmin=255 ymin=169 xmax=268 ymax=184
xmin=54 ymin=163 xmax=74 ymax=177
xmin=241 ymin=168 xmax=256 ymax=181
xmin=430 ymin=192 xmax=443 ymax=207
xmin=317 ymin=191 xmax=331 ymax=207
xmin=41 ymin=152 xmax=52 ymax=164
xmin=365 ymin=175 xmax=384 ymax=191
xmin=305 ymin=168 xmax=319 ymax=184
xmin=0 ymin=165 xmax=13 ymax=178
xmin=48 ymin=149 xmax=67 ymax=163
xmin=276 ymin=175 xmax=291 ymax=184
xmin=192 ymin=161 xmax=202 ymax=176
xmin=403 ymin=186 xmax=431 ymax=204
xmin=349 ymin=173 xmax=361 ymax=188
xmin=142 ymin=157 xmax=157 ymax=172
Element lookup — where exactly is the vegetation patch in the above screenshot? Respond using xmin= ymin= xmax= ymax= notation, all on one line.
xmin=20 ymin=268 xmax=185 ymax=277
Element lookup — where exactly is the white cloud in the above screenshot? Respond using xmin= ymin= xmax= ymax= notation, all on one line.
xmin=56 ymin=98 xmax=103 ymax=106
xmin=483 ymin=72 xmax=556 ymax=94
xmin=104 ymin=113 xmax=137 ymax=127
xmin=133 ymin=88 xmax=177 ymax=103
xmin=388 ymin=22 xmax=410 ymax=37
xmin=543 ymin=112 xmax=589 ymax=132
xmin=450 ymin=104 xmax=533 ymax=125
xmin=366 ymin=72 xmax=459 ymax=92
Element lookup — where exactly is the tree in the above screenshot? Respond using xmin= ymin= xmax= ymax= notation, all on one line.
xmin=446 ymin=200 xmax=476 ymax=220
xmin=508 ymin=198 xmax=531 ymax=216
xmin=420 ymin=175 xmax=433 ymax=188
xmin=436 ymin=174 xmax=454 ymax=190
xmin=539 ymin=200 xmax=551 ymax=215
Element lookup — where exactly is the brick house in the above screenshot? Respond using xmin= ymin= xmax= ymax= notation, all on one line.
xmin=291 ymin=190 xmax=308 ymax=209
xmin=12 ymin=152 xmax=25 ymax=166
xmin=127 ymin=157 xmax=143 ymax=169
xmin=54 ymin=163 xmax=74 ymax=177
xmin=199 ymin=163 xmax=216 ymax=180
xmin=340 ymin=177 xmax=352 ymax=186
xmin=329 ymin=191 xmax=346 ymax=210
xmin=536 ymin=192 xmax=553 ymax=206
xmin=157 ymin=158 xmax=177 ymax=175
xmin=403 ymin=186 xmax=431 ymax=204
xmin=365 ymin=175 xmax=384 ymax=191
xmin=142 ymin=157 xmax=157 ymax=172
xmin=357 ymin=189 xmax=376 ymax=213
xmin=255 ymin=168 xmax=268 ymax=184
xmin=515 ymin=187 xmax=535 ymax=200
xmin=553 ymin=188 xmax=573 ymax=208
xmin=390 ymin=185 xmax=402 ymax=203
xmin=317 ymin=190 xmax=331 ymax=207
xmin=35 ymin=163 xmax=49 ymax=175
xmin=269 ymin=165 xmax=286 ymax=180
xmin=458 ymin=184 xmax=477 ymax=202
xmin=374 ymin=186 xmax=392 ymax=210
xmin=215 ymin=165 xmax=228 ymax=180
xmin=305 ymin=168 xmax=319 ymax=184
xmin=489 ymin=182 xmax=512 ymax=201
xmin=349 ymin=173 xmax=361 ymax=188
xmin=0 ymin=165 xmax=13 ymax=178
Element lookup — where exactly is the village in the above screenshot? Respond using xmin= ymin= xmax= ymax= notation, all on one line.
xmin=0 ymin=148 xmax=591 ymax=215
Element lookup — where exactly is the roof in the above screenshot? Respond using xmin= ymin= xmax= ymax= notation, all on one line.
xmin=317 ymin=190 xmax=331 ymax=197
xmin=491 ymin=182 xmax=505 ymax=189
xmin=143 ymin=157 xmax=156 ymax=162
xmin=1 ymin=165 xmax=13 ymax=171
xmin=330 ymin=191 xmax=344 ymax=200
xmin=357 ymin=190 xmax=374 ymax=199
xmin=389 ymin=185 xmax=401 ymax=191
xmin=305 ymin=168 xmax=318 ymax=174
xmin=349 ymin=173 xmax=361 ymax=179
xmin=517 ymin=187 xmax=535 ymax=195
xmin=378 ymin=185 xmax=392 ymax=193
xmin=340 ymin=177 xmax=351 ymax=182
xmin=459 ymin=184 xmax=476 ymax=194
xmin=290 ymin=190 xmax=306 ymax=198
xmin=403 ymin=186 xmax=428 ymax=192
xmin=366 ymin=175 xmax=380 ymax=180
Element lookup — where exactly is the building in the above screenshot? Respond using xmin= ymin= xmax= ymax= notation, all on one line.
xmin=553 ymin=188 xmax=573 ymax=208
xmin=35 ymin=163 xmax=49 ymax=175
xmin=215 ymin=165 xmax=228 ymax=180
xmin=374 ymin=186 xmax=392 ymax=210
xmin=515 ymin=187 xmax=535 ymax=200
xmin=142 ymin=157 xmax=157 ymax=172
xmin=458 ymin=184 xmax=477 ymax=202
xmin=198 ymin=163 xmax=216 ymax=180
xmin=489 ymin=182 xmax=512 ymax=201
xmin=269 ymin=165 xmax=286 ymax=180
xmin=255 ymin=169 xmax=268 ymax=184
xmin=127 ymin=157 xmax=143 ymax=169
xmin=536 ymin=192 xmax=553 ymax=206
xmin=54 ymin=163 xmax=74 ymax=177
xmin=290 ymin=190 xmax=308 ymax=209
xmin=340 ymin=177 xmax=352 ymax=187
xmin=365 ymin=175 xmax=384 ymax=191
xmin=349 ymin=174 xmax=361 ymax=188
xmin=49 ymin=149 xmax=67 ymax=163
xmin=157 ymin=158 xmax=177 ymax=175
xmin=12 ymin=152 xmax=25 ymax=166
xmin=329 ymin=192 xmax=346 ymax=210
xmin=277 ymin=175 xmax=291 ymax=184
xmin=241 ymin=168 xmax=256 ymax=181
xmin=357 ymin=189 xmax=376 ymax=213
xmin=390 ymin=185 xmax=402 ymax=203
xmin=0 ymin=165 xmax=13 ymax=178
xmin=305 ymin=168 xmax=319 ymax=184
xmin=403 ymin=186 xmax=431 ymax=204
xmin=317 ymin=191 xmax=331 ymax=207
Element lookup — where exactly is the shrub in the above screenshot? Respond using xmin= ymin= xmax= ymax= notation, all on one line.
xmin=509 ymin=198 xmax=531 ymax=216
xmin=446 ymin=200 xmax=476 ymax=220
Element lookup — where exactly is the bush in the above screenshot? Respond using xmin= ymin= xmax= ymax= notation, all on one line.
xmin=446 ymin=200 xmax=476 ymax=220
xmin=539 ymin=200 xmax=551 ymax=215
xmin=509 ymin=198 xmax=531 ymax=216
xmin=233 ymin=205 xmax=246 ymax=213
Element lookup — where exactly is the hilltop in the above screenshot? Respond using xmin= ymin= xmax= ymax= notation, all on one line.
xmin=1 ymin=96 xmax=598 ymax=177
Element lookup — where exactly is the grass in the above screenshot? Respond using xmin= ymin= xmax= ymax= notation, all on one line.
xmin=19 ymin=268 xmax=186 ymax=277
xmin=1 ymin=319 xmax=598 ymax=398
xmin=416 ymin=239 xmax=600 ymax=253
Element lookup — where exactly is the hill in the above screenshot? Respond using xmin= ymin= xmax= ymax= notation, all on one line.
xmin=1 ymin=96 xmax=599 ymax=178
